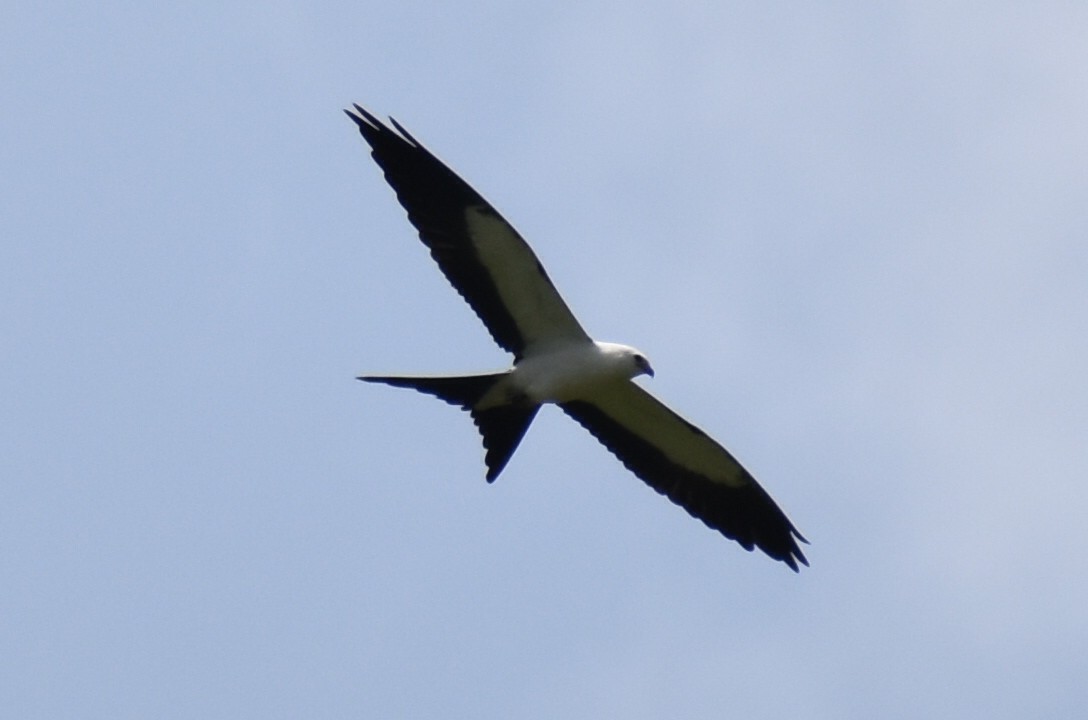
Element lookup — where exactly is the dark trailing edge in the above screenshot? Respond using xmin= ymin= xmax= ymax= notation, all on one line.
xmin=349 ymin=105 xmax=809 ymax=571
xmin=561 ymin=400 xmax=809 ymax=571
xmin=345 ymin=105 xmax=530 ymax=359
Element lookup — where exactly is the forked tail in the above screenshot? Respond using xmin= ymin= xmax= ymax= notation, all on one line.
xmin=360 ymin=373 xmax=539 ymax=482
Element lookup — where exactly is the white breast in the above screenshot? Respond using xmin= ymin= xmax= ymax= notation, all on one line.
xmin=509 ymin=341 xmax=640 ymax=404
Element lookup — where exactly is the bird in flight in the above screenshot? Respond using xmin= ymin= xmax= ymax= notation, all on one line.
xmin=346 ymin=105 xmax=808 ymax=570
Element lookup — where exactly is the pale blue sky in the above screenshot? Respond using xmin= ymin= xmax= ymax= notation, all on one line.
xmin=3 ymin=2 xmax=1087 ymax=718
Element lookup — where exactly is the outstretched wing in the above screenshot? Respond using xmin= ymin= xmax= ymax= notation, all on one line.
xmin=562 ymin=383 xmax=808 ymax=571
xmin=346 ymin=105 xmax=590 ymax=360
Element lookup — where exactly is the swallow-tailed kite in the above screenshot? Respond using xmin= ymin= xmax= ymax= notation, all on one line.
xmin=347 ymin=105 xmax=808 ymax=570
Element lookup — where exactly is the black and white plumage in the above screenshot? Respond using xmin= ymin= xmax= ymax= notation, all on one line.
xmin=347 ymin=105 xmax=808 ymax=571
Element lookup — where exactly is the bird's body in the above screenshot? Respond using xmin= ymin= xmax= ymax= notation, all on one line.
xmin=502 ymin=340 xmax=652 ymax=405
xmin=347 ymin=105 xmax=808 ymax=570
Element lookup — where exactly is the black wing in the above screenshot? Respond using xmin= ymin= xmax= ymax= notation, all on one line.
xmin=562 ymin=383 xmax=808 ymax=571
xmin=346 ymin=105 xmax=589 ymax=360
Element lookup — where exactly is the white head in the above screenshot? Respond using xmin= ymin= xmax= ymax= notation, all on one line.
xmin=596 ymin=341 xmax=655 ymax=379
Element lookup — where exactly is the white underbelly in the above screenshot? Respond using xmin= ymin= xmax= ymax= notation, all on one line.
xmin=509 ymin=343 xmax=621 ymax=404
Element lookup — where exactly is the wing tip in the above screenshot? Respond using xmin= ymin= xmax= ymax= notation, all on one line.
xmin=344 ymin=102 xmax=420 ymax=148
xmin=757 ymin=519 xmax=809 ymax=572
xmin=387 ymin=116 xmax=420 ymax=146
xmin=782 ymin=543 xmax=809 ymax=573
xmin=344 ymin=103 xmax=379 ymax=131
